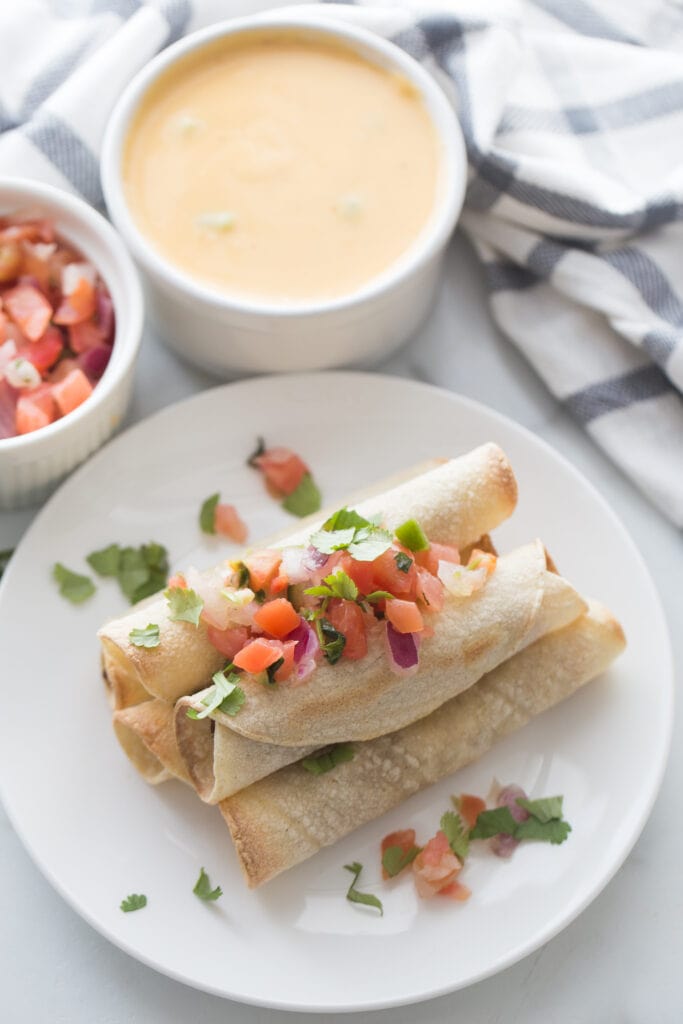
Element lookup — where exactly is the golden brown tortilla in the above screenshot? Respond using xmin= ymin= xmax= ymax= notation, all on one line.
xmin=113 ymin=700 xmax=192 ymax=785
xmin=220 ymin=600 xmax=625 ymax=887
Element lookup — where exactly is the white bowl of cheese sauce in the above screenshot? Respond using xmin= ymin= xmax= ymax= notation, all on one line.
xmin=101 ymin=13 xmax=466 ymax=376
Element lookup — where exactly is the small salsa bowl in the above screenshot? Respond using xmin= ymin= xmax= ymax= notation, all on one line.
xmin=0 ymin=178 xmax=143 ymax=509
xmin=101 ymin=11 xmax=467 ymax=377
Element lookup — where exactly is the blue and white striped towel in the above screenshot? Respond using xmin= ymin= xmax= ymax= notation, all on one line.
xmin=1 ymin=0 xmax=682 ymax=525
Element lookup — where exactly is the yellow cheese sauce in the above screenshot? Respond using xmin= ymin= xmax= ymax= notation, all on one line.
xmin=122 ymin=32 xmax=439 ymax=302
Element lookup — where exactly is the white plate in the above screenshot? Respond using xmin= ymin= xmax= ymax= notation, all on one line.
xmin=0 ymin=372 xmax=672 ymax=1012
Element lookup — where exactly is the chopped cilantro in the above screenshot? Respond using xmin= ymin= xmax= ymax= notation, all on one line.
xmin=317 ymin=617 xmax=346 ymax=664
xmin=382 ymin=845 xmax=420 ymax=878
xmin=516 ymin=795 xmax=564 ymax=823
xmin=322 ymin=508 xmax=372 ymax=532
xmin=0 ymin=548 xmax=13 ymax=580
xmin=86 ymin=543 xmax=121 ymax=577
xmin=394 ymin=518 xmax=429 ymax=552
xmin=265 ymin=657 xmax=284 ymax=685
xmin=344 ymin=862 xmax=383 ymax=916
xmin=233 ymin=561 xmax=250 ymax=588
xmin=305 ymin=569 xmax=358 ymax=602
xmin=394 ymin=552 xmax=413 ymax=573
xmin=53 ymin=563 xmax=95 ymax=604
xmin=120 ymin=893 xmax=147 ymax=913
xmin=469 ymin=806 xmax=518 ymax=840
xmin=515 ymin=817 xmax=572 ymax=844
xmin=440 ymin=810 xmax=469 ymax=860
xmin=253 ymin=588 xmax=266 ymax=604
xmin=165 ymin=585 xmax=204 ymax=626
xmin=193 ymin=867 xmax=222 ymax=902
xmin=309 ymin=527 xmax=356 ymax=554
xmin=246 ymin=437 xmax=266 ymax=467
xmin=199 ymin=493 xmax=219 ymax=534
xmin=310 ymin=509 xmax=392 ymax=562
xmin=282 ymin=473 xmax=322 ymax=517
xmin=186 ymin=666 xmax=245 ymax=719
xmin=128 ymin=623 xmax=160 ymax=649
xmin=365 ymin=590 xmax=394 ymax=603
xmin=88 ymin=541 xmax=169 ymax=603
xmin=301 ymin=744 xmax=355 ymax=775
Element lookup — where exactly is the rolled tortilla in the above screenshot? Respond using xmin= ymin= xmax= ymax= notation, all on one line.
xmin=211 ymin=540 xmax=586 ymax=747
xmin=98 ymin=444 xmax=517 ymax=707
xmin=113 ymin=700 xmax=192 ymax=786
xmin=220 ymin=600 xmax=625 ymax=887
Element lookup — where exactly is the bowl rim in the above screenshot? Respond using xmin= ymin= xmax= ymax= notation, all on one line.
xmin=101 ymin=11 xmax=467 ymax=319
xmin=0 ymin=176 xmax=143 ymax=455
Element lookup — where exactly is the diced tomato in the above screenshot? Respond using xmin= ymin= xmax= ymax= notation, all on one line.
xmin=68 ymin=317 xmax=106 ymax=353
xmin=0 ymin=240 xmax=22 ymax=283
xmin=416 ymin=542 xmax=460 ymax=576
xmin=415 ymin=567 xmax=445 ymax=613
xmin=3 ymin=283 xmax=53 ymax=341
xmin=253 ymin=446 xmax=308 ymax=496
xmin=270 ymin=572 xmax=289 ymax=595
xmin=233 ymin=637 xmax=284 ymax=674
xmin=206 ymin=623 xmax=248 ymax=659
xmin=381 ymin=829 xmax=417 ymax=880
xmin=51 ymin=367 xmax=92 ymax=416
xmin=274 ymin=639 xmax=297 ymax=682
xmin=438 ymin=880 xmax=471 ymax=901
xmin=386 ymin=598 xmax=423 ymax=634
xmin=457 ymin=794 xmax=487 ymax=830
xmin=326 ymin=598 xmax=367 ymax=660
xmin=18 ymin=325 xmax=63 ymax=373
xmin=53 ymin=275 xmax=96 ymax=325
xmin=253 ymin=598 xmax=300 ymax=639
xmin=49 ymin=357 xmax=79 ymax=383
xmin=15 ymin=391 xmax=56 ymax=434
xmin=214 ymin=503 xmax=248 ymax=544
xmin=167 ymin=573 xmax=186 ymax=589
xmin=412 ymin=831 xmax=462 ymax=899
xmin=338 ymin=552 xmax=376 ymax=596
xmin=371 ymin=548 xmax=417 ymax=598
xmin=467 ymin=550 xmax=497 ymax=576
xmin=243 ymin=549 xmax=282 ymax=592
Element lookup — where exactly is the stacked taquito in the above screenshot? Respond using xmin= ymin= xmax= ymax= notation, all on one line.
xmin=99 ymin=443 xmax=625 ymax=887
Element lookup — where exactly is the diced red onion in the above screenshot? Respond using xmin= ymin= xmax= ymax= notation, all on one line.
xmin=386 ymin=621 xmax=419 ymax=672
xmin=490 ymin=833 xmax=520 ymax=859
xmin=62 ymin=261 xmax=96 ymax=295
xmin=280 ymin=546 xmax=311 ymax=585
xmin=77 ymin=344 xmax=111 ymax=380
xmin=302 ymin=546 xmax=328 ymax=572
xmin=489 ymin=784 xmax=529 ymax=859
xmin=285 ymin=618 xmax=319 ymax=665
xmin=96 ymin=288 xmax=115 ymax=342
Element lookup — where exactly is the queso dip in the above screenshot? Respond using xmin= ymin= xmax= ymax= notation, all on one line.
xmin=122 ymin=32 xmax=439 ymax=302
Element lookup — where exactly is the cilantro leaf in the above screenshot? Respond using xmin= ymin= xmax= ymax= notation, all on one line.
xmin=365 ymin=590 xmax=394 ymax=603
xmin=394 ymin=518 xmax=429 ymax=552
xmin=304 ymin=569 xmax=358 ymax=602
xmin=86 ymin=543 xmax=122 ymax=577
xmin=309 ymin=527 xmax=356 ymax=554
xmin=165 ymin=585 xmax=204 ymax=626
xmin=382 ymin=845 xmax=420 ymax=878
xmin=53 ymin=563 xmax=96 ymax=604
xmin=348 ymin=527 xmax=393 ymax=562
xmin=282 ymin=473 xmax=322 ymax=517
xmin=233 ymin=561 xmax=250 ymax=588
xmin=265 ymin=657 xmax=284 ymax=685
xmin=246 ymin=436 xmax=266 ymax=467
xmin=120 ymin=893 xmax=147 ymax=913
xmin=0 ymin=548 xmax=13 ymax=580
xmin=199 ymin=493 xmax=219 ymax=534
xmin=394 ymin=552 xmax=413 ymax=573
xmin=469 ymin=806 xmax=518 ymax=840
xmin=187 ymin=667 xmax=245 ymax=719
xmin=118 ymin=546 xmax=153 ymax=602
xmin=301 ymin=744 xmax=355 ymax=775
xmin=128 ymin=623 xmax=160 ymax=649
xmin=516 ymin=796 xmax=564 ymax=823
xmin=515 ymin=817 xmax=572 ymax=845
xmin=142 ymin=542 xmax=167 ymax=572
xmin=322 ymin=508 xmax=372 ymax=532
xmin=344 ymin=862 xmax=383 ymax=915
xmin=440 ymin=810 xmax=469 ymax=860
xmin=193 ymin=867 xmax=222 ymax=901
xmin=317 ymin=617 xmax=346 ymax=664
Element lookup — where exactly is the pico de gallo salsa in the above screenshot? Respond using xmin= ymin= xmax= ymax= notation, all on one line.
xmin=0 ymin=214 xmax=115 ymax=439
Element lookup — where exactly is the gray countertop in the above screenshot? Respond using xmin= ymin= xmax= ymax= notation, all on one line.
xmin=1 ymin=233 xmax=681 ymax=1023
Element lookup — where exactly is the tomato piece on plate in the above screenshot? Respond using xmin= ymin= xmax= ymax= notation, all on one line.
xmin=457 ymin=794 xmax=487 ymax=830
xmin=243 ymin=549 xmax=281 ymax=592
xmin=51 ymin=367 xmax=92 ymax=416
xmin=206 ymin=624 xmax=249 ymax=659
xmin=233 ymin=637 xmax=283 ymax=674
xmin=326 ymin=598 xmax=367 ymax=660
xmin=412 ymin=831 xmax=462 ymax=899
xmin=253 ymin=446 xmax=308 ymax=496
xmin=438 ymin=880 xmax=471 ymax=901
xmin=3 ymin=283 xmax=52 ymax=342
xmin=214 ymin=503 xmax=248 ymax=544
xmin=253 ymin=598 xmax=300 ymax=639
xmin=381 ymin=829 xmax=417 ymax=879
xmin=386 ymin=598 xmax=423 ymax=634
xmin=167 ymin=573 xmax=187 ymax=590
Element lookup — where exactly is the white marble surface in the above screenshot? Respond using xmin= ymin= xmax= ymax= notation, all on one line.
xmin=1 ymin=233 xmax=681 ymax=1023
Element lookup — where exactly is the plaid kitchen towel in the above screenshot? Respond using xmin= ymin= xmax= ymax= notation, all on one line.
xmin=1 ymin=0 xmax=682 ymax=526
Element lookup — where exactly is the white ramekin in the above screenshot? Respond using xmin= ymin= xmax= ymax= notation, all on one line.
xmin=0 ymin=178 xmax=144 ymax=509
xmin=101 ymin=12 xmax=467 ymax=377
